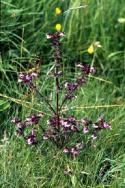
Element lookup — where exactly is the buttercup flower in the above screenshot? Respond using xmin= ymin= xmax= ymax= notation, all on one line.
xmin=55 ymin=23 xmax=62 ymax=31
xmin=87 ymin=41 xmax=102 ymax=54
xmin=87 ymin=44 xmax=94 ymax=54
xmin=55 ymin=7 xmax=62 ymax=15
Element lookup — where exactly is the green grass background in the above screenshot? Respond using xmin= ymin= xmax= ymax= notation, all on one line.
xmin=0 ymin=0 xmax=125 ymax=187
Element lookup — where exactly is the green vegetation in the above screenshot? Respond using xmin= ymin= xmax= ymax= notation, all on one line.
xmin=0 ymin=0 xmax=125 ymax=187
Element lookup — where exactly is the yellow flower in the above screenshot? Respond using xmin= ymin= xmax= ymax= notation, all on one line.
xmin=87 ymin=44 xmax=94 ymax=54
xmin=87 ymin=41 xmax=102 ymax=54
xmin=55 ymin=23 xmax=62 ymax=31
xmin=55 ymin=7 xmax=62 ymax=15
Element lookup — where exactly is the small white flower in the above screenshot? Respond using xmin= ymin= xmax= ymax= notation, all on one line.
xmin=59 ymin=32 xmax=65 ymax=37
xmin=118 ymin=18 xmax=125 ymax=23
xmin=46 ymin=34 xmax=52 ymax=39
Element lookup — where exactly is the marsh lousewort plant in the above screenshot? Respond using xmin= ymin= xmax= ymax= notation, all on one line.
xmin=11 ymin=32 xmax=111 ymax=158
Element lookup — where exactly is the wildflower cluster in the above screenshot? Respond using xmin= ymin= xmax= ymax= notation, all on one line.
xmin=11 ymin=113 xmax=43 ymax=145
xmin=11 ymin=30 xmax=111 ymax=158
xmin=63 ymin=63 xmax=96 ymax=100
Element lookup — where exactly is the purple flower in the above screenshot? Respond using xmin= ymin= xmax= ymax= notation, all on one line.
xmin=11 ymin=117 xmax=26 ymax=136
xmin=27 ymin=129 xmax=37 ymax=145
xmin=63 ymin=143 xmax=84 ymax=158
xmin=48 ymin=116 xmax=59 ymax=127
xmin=63 ymin=144 xmax=83 ymax=158
xmin=16 ymin=122 xmax=26 ymax=129
xmin=81 ymin=118 xmax=91 ymax=134
xmin=67 ymin=116 xmax=77 ymax=124
xmin=70 ymin=126 xmax=79 ymax=132
xmin=81 ymin=118 xmax=91 ymax=126
xmin=43 ymin=129 xmax=56 ymax=140
xmin=25 ymin=113 xmax=43 ymax=125
xmin=95 ymin=117 xmax=111 ymax=130
xmin=11 ymin=117 xmax=21 ymax=124
xmin=18 ymin=72 xmax=38 ymax=83
xmin=60 ymin=116 xmax=77 ymax=129
xmin=30 ymin=72 xmax=38 ymax=77
xmin=103 ymin=122 xmax=111 ymax=129
xmin=83 ymin=127 xmax=89 ymax=134
xmin=93 ymin=123 xmax=99 ymax=129
xmin=46 ymin=32 xmax=65 ymax=40
xmin=46 ymin=32 xmax=65 ymax=48
xmin=90 ymin=66 xmax=96 ymax=74
xmin=97 ymin=116 xmax=104 ymax=123
xmin=91 ymin=132 xmax=97 ymax=140
xmin=46 ymin=33 xmax=53 ymax=39
xmin=77 ymin=77 xmax=86 ymax=86
xmin=63 ymin=147 xmax=70 ymax=153
xmin=65 ymin=82 xmax=78 ymax=91
xmin=65 ymin=94 xmax=77 ymax=100
xmin=43 ymin=133 xmax=49 ymax=140
xmin=70 ymin=147 xmax=80 ymax=158
xmin=58 ymin=32 xmax=65 ymax=37
xmin=60 ymin=119 xmax=71 ymax=128
xmin=76 ymin=63 xmax=96 ymax=75
xmin=52 ymin=40 xmax=60 ymax=46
